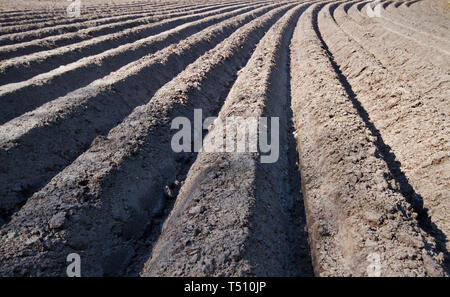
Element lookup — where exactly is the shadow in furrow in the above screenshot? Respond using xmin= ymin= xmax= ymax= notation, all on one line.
xmin=344 ymin=1 xmax=362 ymax=13
xmin=406 ymin=0 xmax=422 ymax=7
xmin=312 ymin=4 xmax=449 ymax=273
xmin=0 ymin=3 xmax=251 ymax=86
xmin=0 ymin=4 xmax=262 ymax=125
xmin=122 ymin=78 xmax=238 ymax=276
xmin=0 ymin=1 xmax=202 ymax=32
xmin=357 ymin=1 xmax=369 ymax=11
xmin=0 ymin=10 xmax=266 ymax=229
xmin=285 ymin=34 xmax=314 ymax=276
xmin=249 ymin=4 xmax=313 ymax=276
xmin=121 ymin=8 xmax=294 ymax=276
xmin=0 ymin=3 xmax=185 ymax=26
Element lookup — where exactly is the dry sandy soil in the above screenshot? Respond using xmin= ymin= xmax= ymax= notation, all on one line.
xmin=0 ymin=0 xmax=448 ymax=276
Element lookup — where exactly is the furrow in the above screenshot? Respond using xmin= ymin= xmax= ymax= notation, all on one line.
xmin=0 ymin=1 xmax=196 ymax=31
xmin=343 ymin=3 xmax=450 ymax=119
xmin=0 ymin=1 xmax=172 ymax=24
xmin=346 ymin=3 xmax=450 ymax=68
xmin=319 ymin=2 xmax=449 ymax=271
xmin=0 ymin=2 xmax=259 ymax=86
xmin=288 ymin=2 xmax=446 ymax=276
xmin=342 ymin=0 xmax=361 ymax=14
xmin=382 ymin=1 xmax=394 ymax=9
xmin=0 ymin=1 xmax=238 ymax=48
xmin=0 ymin=1 xmax=167 ymax=19
xmin=0 ymin=1 xmax=255 ymax=62
xmin=0 ymin=2 xmax=285 ymax=233
xmin=384 ymin=0 xmax=450 ymax=39
xmin=0 ymin=2 xmax=270 ymax=124
xmin=356 ymin=1 xmax=370 ymax=11
xmin=0 ymin=4 xmax=179 ymax=34
xmin=142 ymin=3 xmax=312 ymax=277
xmin=0 ymin=3 xmax=295 ymax=277
xmin=333 ymin=2 xmax=450 ymax=259
xmin=361 ymin=1 xmax=450 ymax=55
xmin=0 ymin=0 xmax=225 ymax=35
xmin=405 ymin=0 xmax=449 ymax=20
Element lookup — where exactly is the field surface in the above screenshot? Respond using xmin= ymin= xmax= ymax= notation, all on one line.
xmin=0 ymin=0 xmax=448 ymax=276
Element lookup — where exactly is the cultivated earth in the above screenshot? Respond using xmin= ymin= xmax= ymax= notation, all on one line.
xmin=0 ymin=0 xmax=448 ymax=276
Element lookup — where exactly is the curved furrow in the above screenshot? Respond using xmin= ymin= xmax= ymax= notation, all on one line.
xmin=364 ymin=2 xmax=450 ymax=54
xmin=0 ymin=1 xmax=237 ymax=46
xmin=361 ymin=0 xmax=449 ymax=34
xmin=426 ymin=0 xmax=450 ymax=18
xmin=356 ymin=0 xmax=373 ymax=11
xmin=408 ymin=0 xmax=448 ymax=18
xmin=0 ymin=1 xmax=170 ymax=23
xmin=0 ymin=0 xmax=225 ymax=35
xmin=0 ymin=3 xmax=296 ymax=277
xmin=381 ymin=3 xmax=450 ymax=42
xmin=0 ymin=1 xmax=254 ymax=60
xmin=0 ymin=2 xmax=273 ymax=124
xmin=406 ymin=0 xmax=423 ymax=7
xmin=0 ymin=2 xmax=286 ymax=235
xmin=0 ymin=2 xmax=165 ymax=25
xmin=288 ymin=1 xmax=445 ymax=276
xmin=142 ymin=3 xmax=312 ymax=277
xmin=340 ymin=2 xmax=450 ymax=124
xmin=0 ymin=3 xmax=183 ymax=33
xmin=78 ymin=1 xmax=176 ymax=12
xmin=345 ymin=3 xmax=449 ymax=75
xmin=342 ymin=0 xmax=362 ymax=13
xmin=0 ymin=2 xmax=260 ymax=86
xmin=385 ymin=0 xmax=450 ymax=38
xmin=322 ymin=2 xmax=450 ymax=268
xmin=0 ymin=1 xmax=191 ymax=29
xmin=357 ymin=1 xmax=449 ymax=51
xmin=0 ymin=1 xmax=167 ymax=19
xmin=382 ymin=0 xmax=393 ymax=9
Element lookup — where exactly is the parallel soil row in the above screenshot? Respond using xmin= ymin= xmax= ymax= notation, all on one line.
xmin=0 ymin=1 xmax=266 ymax=85
xmin=0 ymin=2 xmax=273 ymax=123
xmin=142 ymin=3 xmax=312 ymax=277
xmin=0 ymin=1 xmax=246 ymax=53
xmin=288 ymin=2 xmax=445 ymax=276
xmin=0 ymin=2 xmax=297 ymax=276
xmin=0 ymin=1 xmax=188 ymax=25
xmin=0 ymin=2 xmax=190 ymax=27
xmin=332 ymin=1 xmax=449 ymax=257
xmin=0 ymin=0 xmax=448 ymax=276
xmin=0 ymin=2 xmax=286 ymax=226
xmin=0 ymin=1 xmax=251 ymax=47
xmin=0 ymin=1 xmax=204 ymax=34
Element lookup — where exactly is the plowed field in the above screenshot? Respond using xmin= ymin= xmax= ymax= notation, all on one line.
xmin=0 ymin=0 xmax=448 ymax=276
